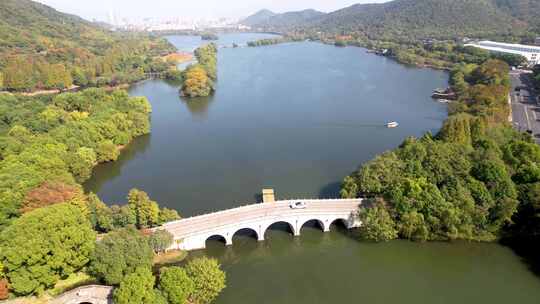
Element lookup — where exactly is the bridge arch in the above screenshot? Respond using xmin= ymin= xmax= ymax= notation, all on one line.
xmin=205 ymin=234 xmax=227 ymax=246
xmin=264 ymin=220 xmax=296 ymax=238
xmin=232 ymin=228 xmax=259 ymax=242
xmin=329 ymin=218 xmax=348 ymax=231
xmin=300 ymin=219 xmax=325 ymax=232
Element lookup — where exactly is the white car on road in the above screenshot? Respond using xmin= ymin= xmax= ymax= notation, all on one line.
xmin=289 ymin=201 xmax=307 ymax=209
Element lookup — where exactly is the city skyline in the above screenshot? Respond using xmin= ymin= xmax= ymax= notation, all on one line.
xmin=35 ymin=0 xmax=389 ymax=22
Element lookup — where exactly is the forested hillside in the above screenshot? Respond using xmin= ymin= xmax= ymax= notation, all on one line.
xmin=312 ymin=0 xmax=523 ymax=40
xmin=245 ymin=0 xmax=540 ymax=40
xmin=494 ymin=0 xmax=540 ymax=34
xmin=0 ymin=0 xmax=175 ymax=92
xmin=242 ymin=9 xmax=324 ymax=30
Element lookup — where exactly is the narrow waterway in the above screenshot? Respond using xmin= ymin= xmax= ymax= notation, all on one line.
xmin=84 ymin=33 xmax=540 ymax=303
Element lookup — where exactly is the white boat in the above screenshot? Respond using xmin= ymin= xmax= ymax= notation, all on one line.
xmin=386 ymin=121 xmax=399 ymax=128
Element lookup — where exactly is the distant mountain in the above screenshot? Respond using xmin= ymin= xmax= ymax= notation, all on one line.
xmin=241 ymin=9 xmax=277 ymax=27
xmin=311 ymin=0 xmax=522 ymax=39
xmin=245 ymin=9 xmax=325 ymax=29
xmin=244 ymin=0 xmax=540 ymax=40
xmin=241 ymin=9 xmax=324 ymax=30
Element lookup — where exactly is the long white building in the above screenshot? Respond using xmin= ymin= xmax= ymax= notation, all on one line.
xmin=465 ymin=40 xmax=540 ymax=66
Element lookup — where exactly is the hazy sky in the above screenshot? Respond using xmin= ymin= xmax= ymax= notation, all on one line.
xmin=36 ymin=0 xmax=388 ymax=21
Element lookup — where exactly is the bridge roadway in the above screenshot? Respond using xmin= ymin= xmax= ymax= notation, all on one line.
xmin=159 ymin=199 xmax=363 ymax=251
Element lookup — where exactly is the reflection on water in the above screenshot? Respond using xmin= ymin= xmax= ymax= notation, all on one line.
xmin=85 ymin=39 xmax=449 ymax=214
xmin=84 ymin=135 xmax=151 ymax=197
xmin=181 ymin=94 xmax=215 ymax=118
xmin=185 ymin=228 xmax=540 ymax=304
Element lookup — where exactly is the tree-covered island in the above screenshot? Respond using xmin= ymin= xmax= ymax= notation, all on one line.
xmin=180 ymin=43 xmax=218 ymax=98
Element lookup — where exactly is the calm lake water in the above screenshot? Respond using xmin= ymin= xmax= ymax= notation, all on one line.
xmin=86 ymin=34 xmax=448 ymax=215
xmin=85 ymin=33 xmax=540 ymax=303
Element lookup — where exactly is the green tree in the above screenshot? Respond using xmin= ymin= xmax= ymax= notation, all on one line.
xmin=128 ymin=189 xmax=160 ymax=228
xmin=399 ymin=211 xmax=429 ymax=241
xmin=89 ymin=227 xmax=154 ymax=285
xmin=340 ymin=176 xmax=358 ymax=198
xmin=69 ymin=147 xmax=97 ymax=182
xmin=149 ymin=230 xmax=174 ymax=254
xmin=96 ymin=140 xmax=120 ymax=163
xmin=71 ymin=67 xmax=88 ymax=87
xmin=159 ymin=208 xmax=181 ymax=224
xmin=357 ymin=200 xmax=398 ymax=242
xmin=111 ymin=205 xmax=136 ymax=228
xmin=439 ymin=113 xmax=473 ymax=145
xmin=185 ymin=257 xmax=226 ymax=304
xmin=87 ymin=193 xmax=114 ymax=232
xmin=113 ymin=267 xmax=157 ymax=304
xmin=0 ymin=203 xmax=95 ymax=295
xmin=158 ymin=266 xmax=195 ymax=304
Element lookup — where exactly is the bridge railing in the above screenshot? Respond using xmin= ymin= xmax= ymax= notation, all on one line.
xmin=165 ymin=210 xmax=360 ymax=239
xmin=161 ymin=198 xmax=363 ymax=227
xmin=160 ymin=199 xmax=363 ymax=237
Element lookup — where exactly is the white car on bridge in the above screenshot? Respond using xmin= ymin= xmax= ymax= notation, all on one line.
xmin=289 ymin=201 xmax=307 ymax=209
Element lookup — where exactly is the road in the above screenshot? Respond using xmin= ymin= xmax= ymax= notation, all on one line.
xmin=510 ymin=70 xmax=540 ymax=143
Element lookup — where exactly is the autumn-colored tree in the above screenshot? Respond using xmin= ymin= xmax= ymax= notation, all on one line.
xmin=0 ymin=279 xmax=8 ymax=300
xmin=20 ymin=181 xmax=85 ymax=213
xmin=44 ymin=63 xmax=73 ymax=89
xmin=181 ymin=65 xmax=213 ymax=98
xmin=3 ymin=57 xmax=36 ymax=91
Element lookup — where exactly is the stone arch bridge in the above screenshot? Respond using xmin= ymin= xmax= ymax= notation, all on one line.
xmin=50 ymin=285 xmax=113 ymax=304
xmin=159 ymin=199 xmax=363 ymax=251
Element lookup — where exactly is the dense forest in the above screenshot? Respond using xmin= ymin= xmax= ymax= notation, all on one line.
xmin=0 ymin=0 xmax=176 ymax=92
xmin=0 ymin=89 xmax=156 ymax=229
xmin=181 ymin=43 xmax=217 ymax=98
xmin=0 ymin=86 xmax=224 ymax=300
xmin=0 ymin=89 xmax=226 ymax=300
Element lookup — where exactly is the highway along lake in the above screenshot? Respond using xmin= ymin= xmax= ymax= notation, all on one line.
xmin=85 ymin=33 xmax=540 ymax=303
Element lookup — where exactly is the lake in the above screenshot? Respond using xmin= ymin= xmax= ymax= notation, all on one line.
xmin=85 ymin=33 xmax=448 ymax=215
xmin=85 ymin=33 xmax=540 ymax=303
